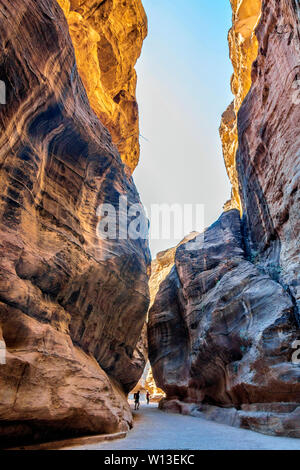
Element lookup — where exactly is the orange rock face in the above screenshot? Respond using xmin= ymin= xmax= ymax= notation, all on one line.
xmin=144 ymin=367 xmax=165 ymax=401
xmin=220 ymin=0 xmax=262 ymax=211
xmin=56 ymin=0 xmax=147 ymax=173
xmin=0 ymin=0 xmax=150 ymax=446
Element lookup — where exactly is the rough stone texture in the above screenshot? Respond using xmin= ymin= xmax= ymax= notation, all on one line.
xmin=159 ymin=400 xmax=300 ymax=439
xmin=132 ymin=361 xmax=165 ymax=401
xmin=236 ymin=0 xmax=300 ymax=318
xmin=0 ymin=0 xmax=150 ymax=446
xmin=57 ymin=0 xmax=147 ymax=172
xmin=149 ymin=233 xmax=198 ymax=310
xmin=220 ymin=0 xmax=261 ymax=211
xmin=148 ymin=211 xmax=300 ymax=437
xmin=148 ymin=0 xmax=300 ymax=439
xmin=139 ymin=233 xmax=198 ymax=400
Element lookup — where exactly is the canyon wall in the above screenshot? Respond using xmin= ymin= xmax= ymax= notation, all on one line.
xmin=0 ymin=0 xmax=150 ymax=446
xmin=140 ymin=233 xmax=199 ymax=400
xmin=149 ymin=233 xmax=199 ymax=310
xmin=220 ymin=0 xmax=261 ymax=211
xmin=237 ymin=0 xmax=300 ymax=317
xmin=148 ymin=0 xmax=300 ymax=437
xmin=57 ymin=0 xmax=147 ymax=172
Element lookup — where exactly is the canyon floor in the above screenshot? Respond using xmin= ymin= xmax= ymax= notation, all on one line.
xmin=68 ymin=403 xmax=300 ymax=450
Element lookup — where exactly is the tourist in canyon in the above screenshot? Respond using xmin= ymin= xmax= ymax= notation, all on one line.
xmin=134 ymin=391 xmax=140 ymax=410
xmin=146 ymin=391 xmax=150 ymax=405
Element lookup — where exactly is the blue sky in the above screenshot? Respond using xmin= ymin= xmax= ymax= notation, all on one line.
xmin=134 ymin=0 xmax=234 ymax=256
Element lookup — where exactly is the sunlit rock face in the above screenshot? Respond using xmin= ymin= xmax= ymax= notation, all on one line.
xmin=148 ymin=0 xmax=300 ymax=437
xmin=144 ymin=367 xmax=165 ymax=401
xmin=57 ymin=0 xmax=147 ymax=173
xmin=131 ymin=360 xmax=165 ymax=400
xmin=0 ymin=0 xmax=150 ymax=446
xmin=220 ymin=0 xmax=262 ymax=211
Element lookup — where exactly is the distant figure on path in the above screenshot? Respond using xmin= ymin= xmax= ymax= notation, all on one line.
xmin=146 ymin=391 xmax=150 ymax=405
xmin=134 ymin=391 xmax=140 ymax=410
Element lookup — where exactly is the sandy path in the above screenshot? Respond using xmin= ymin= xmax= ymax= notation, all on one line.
xmin=69 ymin=403 xmax=300 ymax=450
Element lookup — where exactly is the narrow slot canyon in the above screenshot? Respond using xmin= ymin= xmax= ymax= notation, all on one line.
xmin=0 ymin=0 xmax=299 ymax=451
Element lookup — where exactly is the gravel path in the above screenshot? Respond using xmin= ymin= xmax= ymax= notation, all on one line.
xmin=69 ymin=403 xmax=300 ymax=450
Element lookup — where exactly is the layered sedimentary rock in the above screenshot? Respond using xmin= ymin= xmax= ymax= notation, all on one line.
xmin=144 ymin=367 xmax=165 ymax=401
xmin=149 ymin=233 xmax=199 ymax=309
xmin=148 ymin=0 xmax=300 ymax=437
xmin=0 ymin=0 xmax=150 ymax=446
xmin=148 ymin=211 xmax=300 ymax=436
xmin=220 ymin=0 xmax=261 ymax=210
xmin=140 ymin=234 xmax=199 ymax=399
xmin=57 ymin=0 xmax=147 ymax=172
xmin=237 ymin=0 xmax=300 ymax=317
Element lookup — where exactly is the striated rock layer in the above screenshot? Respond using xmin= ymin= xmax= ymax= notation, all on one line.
xmin=148 ymin=211 xmax=300 ymax=437
xmin=148 ymin=0 xmax=300 ymax=437
xmin=141 ymin=234 xmax=199 ymax=400
xmin=220 ymin=0 xmax=261 ymax=211
xmin=57 ymin=0 xmax=147 ymax=172
xmin=237 ymin=0 xmax=300 ymax=318
xmin=0 ymin=0 xmax=150 ymax=446
xmin=149 ymin=233 xmax=199 ymax=310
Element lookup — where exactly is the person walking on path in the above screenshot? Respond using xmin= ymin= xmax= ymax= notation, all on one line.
xmin=134 ymin=391 xmax=140 ymax=410
xmin=146 ymin=391 xmax=150 ymax=405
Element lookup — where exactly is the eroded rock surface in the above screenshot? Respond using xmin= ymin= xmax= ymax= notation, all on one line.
xmin=148 ymin=0 xmax=300 ymax=438
xmin=236 ymin=0 xmax=300 ymax=317
xmin=57 ymin=0 xmax=147 ymax=172
xmin=0 ymin=0 xmax=150 ymax=446
xmin=139 ymin=234 xmax=199 ymax=399
xmin=148 ymin=211 xmax=300 ymax=436
xmin=220 ymin=0 xmax=262 ymax=211
xmin=149 ymin=233 xmax=199 ymax=310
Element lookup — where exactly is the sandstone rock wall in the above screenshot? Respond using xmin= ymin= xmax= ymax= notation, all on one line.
xmin=148 ymin=211 xmax=300 ymax=437
xmin=220 ymin=0 xmax=261 ymax=211
xmin=0 ymin=0 xmax=150 ymax=446
xmin=57 ymin=0 xmax=147 ymax=172
xmin=140 ymin=233 xmax=199 ymax=399
xmin=149 ymin=233 xmax=199 ymax=310
xmin=148 ymin=0 xmax=300 ymax=438
xmin=236 ymin=0 xmax=300 ymax=318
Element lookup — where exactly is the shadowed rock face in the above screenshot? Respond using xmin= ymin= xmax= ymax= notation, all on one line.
xmin=236 ymin=0 xmax=300 ymax=318
xmin=148 ymin=211 xmax=300 ymax=436
xmin=148 ymin=0 xmax=300 ymax=438
xmin=135 ymin=233 xmax=199 ymax=400
xmin=0 ymin=0 xmax=150 ymax=446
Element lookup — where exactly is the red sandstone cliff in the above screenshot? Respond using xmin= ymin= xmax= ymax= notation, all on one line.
xmin=0 ymin=0 xmax=150 ymax=446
